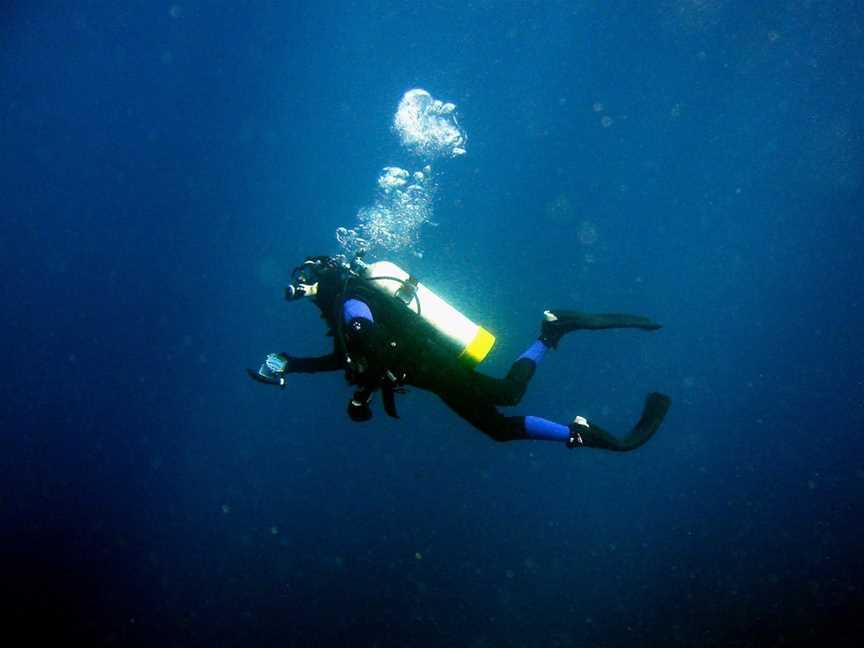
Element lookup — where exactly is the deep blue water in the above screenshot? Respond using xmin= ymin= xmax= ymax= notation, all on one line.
xmin=2 ymin=2 xmax=863 ymax=646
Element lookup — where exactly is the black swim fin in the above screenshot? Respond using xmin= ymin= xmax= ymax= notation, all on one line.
xmin=568 ymin=392 xmax=671 ymax=452
xmin=540 ymin=309 xmax=662 ymax=348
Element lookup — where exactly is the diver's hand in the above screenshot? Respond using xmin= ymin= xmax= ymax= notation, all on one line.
xmin=246 ymin=353 xmax=291 ymax=387
xmin=265 ymin=353 xmax=290 ymax=375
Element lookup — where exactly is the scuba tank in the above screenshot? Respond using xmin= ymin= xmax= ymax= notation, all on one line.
xmin=356 ymin=260 xmax=496 ymax=367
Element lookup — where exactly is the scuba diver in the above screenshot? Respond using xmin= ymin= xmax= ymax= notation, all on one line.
xmin=247 ymin=255 xmax=670 ymax=451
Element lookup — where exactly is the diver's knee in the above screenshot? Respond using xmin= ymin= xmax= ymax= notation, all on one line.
xmin=498 ymin=393 xmax=520 ymax=407
xmin=499 ymin=384 xmax=526 ymax=407
xmin=485 ymin=417 xmax=527 ymax=443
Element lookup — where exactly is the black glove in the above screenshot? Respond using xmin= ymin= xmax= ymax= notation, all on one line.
xmin=347 ymin=387 xmax=374 ymax=422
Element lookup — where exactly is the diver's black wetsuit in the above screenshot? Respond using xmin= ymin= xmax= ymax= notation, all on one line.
xmin=397 ymin=331 xmax=537 ymax=442
xmin=281 ymin=329 xmax=534 ymax=441
xmin=271 ymin=276 xmax=670 ymax=450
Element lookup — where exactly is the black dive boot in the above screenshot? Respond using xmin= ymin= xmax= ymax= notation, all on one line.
xmin=540 ymin=309 xmax=662 ymax=349
xmin=567 ymin=393 xmax=671 ymax=452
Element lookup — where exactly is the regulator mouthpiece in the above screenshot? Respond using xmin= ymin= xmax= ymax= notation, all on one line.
xmin=284 ymin=283 xmax=306 ymax=301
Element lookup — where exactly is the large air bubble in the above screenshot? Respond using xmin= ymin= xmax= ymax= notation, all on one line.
xmin=393 ymin=89 xmax=467 ymax=159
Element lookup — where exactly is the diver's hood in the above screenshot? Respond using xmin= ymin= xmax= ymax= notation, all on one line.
xmin=284 ymin=255 xmax=347 ymax=301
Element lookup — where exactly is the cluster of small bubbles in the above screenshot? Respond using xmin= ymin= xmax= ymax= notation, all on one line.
xmin=336 ymin=89 xmax=466 ymax=257
xmin=593 ymin=101 xmax=615 ymax=128
xmin=393 ymin=89 xmax=467 ymax=159
xmin=335 ymin=227 xmax=369 ymax=255
xmin=337 ymin=166 xmax=434 ymax=256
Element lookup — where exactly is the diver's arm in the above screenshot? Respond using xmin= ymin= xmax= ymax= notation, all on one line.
xmin=246 ymin=350 xmax=342 ymax=387
xmin=285 ymin=352 xmax=343 ymax=373
xmin=270 ymin=296 xmax=372 ymax=374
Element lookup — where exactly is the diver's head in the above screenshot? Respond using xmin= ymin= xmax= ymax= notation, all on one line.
xmin=284 ymin=255 xmax=345 ymax=301
xmin=284 ymin=278 xmax=319 ymax=301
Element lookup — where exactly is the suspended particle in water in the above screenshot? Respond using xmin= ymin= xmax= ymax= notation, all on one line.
xmin=577 ymin=221 xmax=599 ymax=245
xmin=600 ymin=115 xmax=614 ymax=128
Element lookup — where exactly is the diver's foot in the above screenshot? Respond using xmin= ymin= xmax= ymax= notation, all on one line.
xmin=539 ymin=309 xmax=661 ymax=348
xmin=566 ymin=416 xmax=618 ymax=450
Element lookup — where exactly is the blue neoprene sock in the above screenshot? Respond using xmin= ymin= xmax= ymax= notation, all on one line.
xmin=524 ymin=416 xmax=570 ymax=442
xmin=518 ymin=339 xmax=548 ymax=364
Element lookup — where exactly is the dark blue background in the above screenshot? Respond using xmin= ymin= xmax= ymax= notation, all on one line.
xmin=2 ymin=1 xmax=863 ymax=645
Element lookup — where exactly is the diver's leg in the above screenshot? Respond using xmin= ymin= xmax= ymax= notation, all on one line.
xmin=416 ymin=339 xmax=546 ymax=408
xmin=520 ymin=392 xmax=671 ymax=449
xmin=540 ymin=309 xmax=661 ymax=349
xmin=463 ymin=339 xmax=549 ymax=407
xmin=476 ymin=307 xmax=663 ymax=404
xmin=439 ymin=393 xmax=527 ymax=442
xmin=494 ymin=307 xmax=663 ymax=397
xmin=442 ymin=389 xmax=671 ymax=451
xmin=498 ymin=339 xmax=548 ymax=405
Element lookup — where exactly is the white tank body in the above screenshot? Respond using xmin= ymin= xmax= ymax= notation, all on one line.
xmin=362 ymin=260 xmax=495 ymax=366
